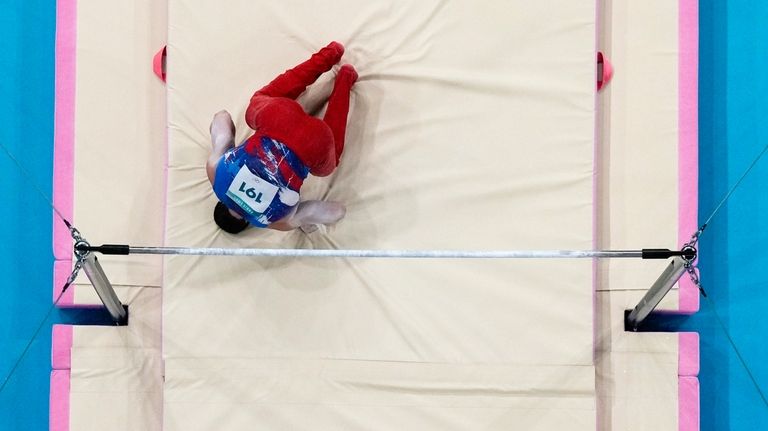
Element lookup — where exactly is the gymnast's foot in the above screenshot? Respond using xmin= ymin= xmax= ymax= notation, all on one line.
xmin=338 ymin=64 xmax=358 ymax=84
xmin=326 ymin=41 xmax=345 ymax=59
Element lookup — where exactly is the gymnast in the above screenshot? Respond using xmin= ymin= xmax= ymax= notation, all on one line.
xmin=206 ymin=41 xmax=357 ymax=233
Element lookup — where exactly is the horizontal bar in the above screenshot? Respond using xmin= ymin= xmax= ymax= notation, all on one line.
xmin=126 ymin=246 xmax=645 ymax=259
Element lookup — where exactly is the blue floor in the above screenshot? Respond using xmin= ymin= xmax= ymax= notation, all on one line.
xmin=0 ymin=1 xmax=58 ymax=430
xmin=0 ymin=0 xmax=767 ymax=430
xmin=679 ymin=1 xmax=768 ymax=429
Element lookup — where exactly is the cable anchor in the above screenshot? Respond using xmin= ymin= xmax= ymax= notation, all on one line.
xmin=64 ymin=222 xmax=91 ymax=292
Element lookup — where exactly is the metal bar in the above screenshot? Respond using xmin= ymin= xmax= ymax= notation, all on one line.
xmin=81 ymin=254 xmax=128 ymax=324
xmin=626 ymin=256 xmax=688 ymax=330
xmin=128 ymin=246 xmax=645 ymax=259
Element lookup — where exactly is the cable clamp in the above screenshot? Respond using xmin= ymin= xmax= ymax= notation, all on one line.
xmin=64 ymin=222 xmax=91 ymax=292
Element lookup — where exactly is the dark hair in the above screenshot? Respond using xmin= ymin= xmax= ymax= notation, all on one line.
xmin=213 ymin=201 xmax=249 ymax=234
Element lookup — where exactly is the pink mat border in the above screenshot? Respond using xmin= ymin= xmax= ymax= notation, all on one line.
xmin=679 ymin=376 xmax=700 ymax=431
xmin=53 ymin=260 xmax=75 ymax=307
xmin=51 ymin=1 xmax=76 ymax=430
xmin=50 ymin=370 xmax=70 ymax=431
xmin=52 ymin=0 xmax=77 ymax=307
xmin=678 ymin=1 xmax=700 ymax=430
xmin=678 ymin=0 xmax=700 ymax=314
xmin=679 ymin=332 xmax=700 ymax=377
xmin=51 ymin=325 xmax=73 ymax=370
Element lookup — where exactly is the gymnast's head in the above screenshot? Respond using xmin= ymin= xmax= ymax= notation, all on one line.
xmin=213 ymin=201 xmax=249 ymax=234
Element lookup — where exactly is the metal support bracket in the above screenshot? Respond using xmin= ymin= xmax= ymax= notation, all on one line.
xmin=67 ymin=229 xmax=128 ymax=325
xmin=625 ymin=245 xmax=698 ymax=331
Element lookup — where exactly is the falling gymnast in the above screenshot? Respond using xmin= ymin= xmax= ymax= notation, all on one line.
xmin=206 ymin=41 xmax=358 ymax=233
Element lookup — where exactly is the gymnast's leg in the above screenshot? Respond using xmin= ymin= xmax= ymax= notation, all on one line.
xmin=323 ymin=64 xmax=358 ymax=165
xmin=246 ymin=42 xmax=344 ymax=128
xmin=206 ymin=110 xmax=236 ymax=185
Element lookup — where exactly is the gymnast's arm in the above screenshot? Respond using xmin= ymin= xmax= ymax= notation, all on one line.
xmin=206 ymin=110 xmax=236 ymax=185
